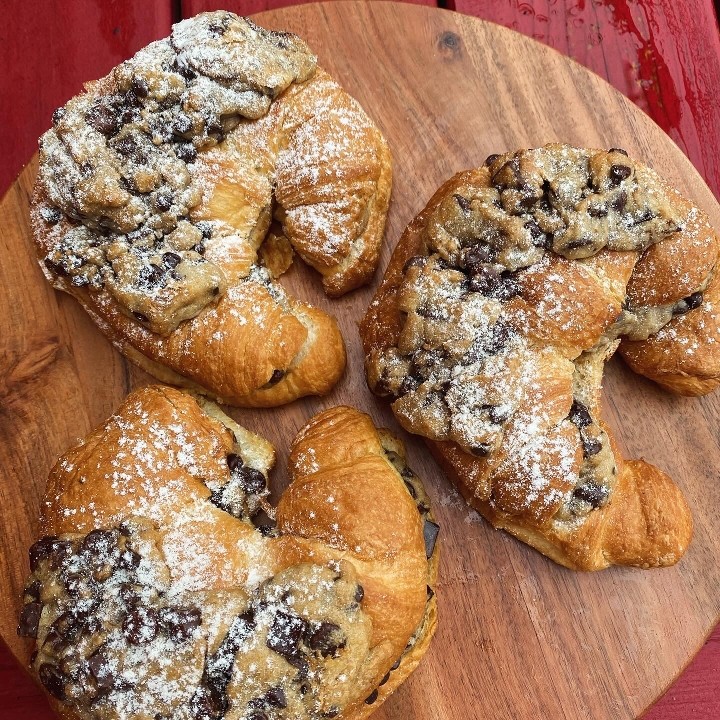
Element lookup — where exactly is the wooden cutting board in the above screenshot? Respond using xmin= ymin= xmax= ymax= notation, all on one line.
xmin=1 ymin=3 xmax=718 ymax=718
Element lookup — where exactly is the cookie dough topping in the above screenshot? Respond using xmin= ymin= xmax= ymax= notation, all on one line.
xmin=19 ymin=523 xmax=375 ymax=720
xmin=35 ymin=12 xmax=316 ymax=335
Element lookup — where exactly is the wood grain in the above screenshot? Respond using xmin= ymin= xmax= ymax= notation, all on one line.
xmin=1 ymin=3 xmax=719 ymax=719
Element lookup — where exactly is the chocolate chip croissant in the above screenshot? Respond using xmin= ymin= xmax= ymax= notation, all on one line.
xmin=361 ymin=144 xmax=719 ymax=571
xmin=31 ymin=11 xmax=392 ymax=406
xmin=17 ymin=386 xmax=438 ymax=719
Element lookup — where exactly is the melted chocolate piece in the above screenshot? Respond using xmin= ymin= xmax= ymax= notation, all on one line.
xmin=266 ymin=610 xmax=306 ymax=661
xmin=365 ymin=689 xmax=379 ymax=705
xmin=39 ymin=663 xmax=70 ymax=700
xmin=17 ymin=602 xmax=42 ymax=638
xmin=158 ymin=606 xmax=202 ymax=642
xmin=423 ymin=519 xmax=440 ymax=558
xmin=29 ymin=536 xmax=72 ymax=573
xmin=672 ymin=291 xmax=704 ymax=316
xmin=609 ymin=164 xmax=632 ymax=185
xmin=580 ymin=430 xmax=602 ymax=457
xmin=573 ymin=481 xmax=609 ymax=508
xmin=123 ymin=606 xmax=159 ymax=645
xmin=568 ymin=399 xmax=593 ymax=428
xmin=305 ymin=622 xmax=345 ymax=657
xmin=454 ymin=194 xmax=471 ymax=212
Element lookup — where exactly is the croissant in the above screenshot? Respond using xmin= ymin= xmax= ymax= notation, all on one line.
xmin=361 ymin=144 xmax=719 ymax=571
xmin=17 ymin=386 xmax=438 ymax=719
xmin=30 ymin=12 xmax=392 ymax=407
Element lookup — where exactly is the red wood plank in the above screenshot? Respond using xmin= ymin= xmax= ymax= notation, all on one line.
xmin=0 ymin=0 xmax=173 ymax=197
xmin=181 ymin=0 xmax=437 ymax=19
xmin=449 ymin=0 xmax=720 ymax=201
xmin=643 ymin=630 xmax=720 ymax=719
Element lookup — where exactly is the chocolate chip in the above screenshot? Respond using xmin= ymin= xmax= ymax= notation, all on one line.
xmin=306 ymin=622 xmax=345 ymax=657
xmin=673 ymin=291 xmax=704 ymax=315
xmin=454 ymin=194 xmax=471 ymax=212
xmin=391 ymin=657 xmax=402 ymax=670
xmin=39 ymin=663 xmax=70 ymax=700
xmin=632 ymin=208 xmax=656 ymax=224
xmin=62 ymin=573 xmax=83 ymax=597
xmin=86 ymin=102 xmax=119 ymax=136
xmin=611 ymin=190 xmax=627 ymax=213
xmin=574 ymin=481 xmax=609 ymax=508
xmin=29 ymin=536 xmax=72 ymax=572
xmin=40 ymin=206 xmax=62 ymax=225
xmin=88 ymin=648 xmax=114 ymax=689
xmin=464 ymin=242 xmax=497 ymax=270
xmin=176 ymin=143 xmax=197 ymax=163
xmin=155 ymin=192 xmax=174 ymax=212
xmin=354 ymin=584 xmax=364 ymax=603
xmin=193 ymin=241 xmax=206 ymax=255
xmin=80 ymin=529 xmax=118 ymax=558
xmin=568 ymin=399 xmax=592 ymax=428
xmin=264 ymin=686 xmax=287 ymax=708
xmin=402 ymin=255 xmax=426 ymax=274
xmin=399 ymin=375 xmax=419 ymax=396
xmin=380 ymin=671 xmax=391 ymax=686
xmin=403 ymin=479 xmax=418 ymax=500
xmin=265 ymin=369 xmax=285 ymax=387
xmin=24 ymin=580 xmax=42 ymax=603
xmin=172 ymin=54 xmax=197 ymax=80
xmin=580 ymin=430 xmax=602 ymax=457
xmin=132 ymin=311 xmax=149 ymax=323
xmin=247 ymin=713 xmax=268 ymax=720
xmin=159 ymin=606 xmax=202 ymax=642
xmin=609 ymin=164 xmax=632 ymax=185
xmin=423 ymin=519 xmax=440 ymax=558
xmin=427 ymin=584 xmax=435 ymax=599
xmin=469 ymin=264 xmax=501 ymax=294
xmin=17 ymin=602 xmax=42 ymax=638
xmin=491 ymin=271 xmax=521 ymax=301
xmin=365 ymin=689 xmax=379 ymax=705
xmin=470 ymin=444 xmax=492 ymax=457
xmin=267 ymin=610 xmax=306 ymax=660
xmin=486 ymin=405 xmax=510 ymax=425
xmin=196 ymin=221 xmax=213 ymax=239
xmin=237 ymin=466 xmax=267 ymax=495
xmin=256 ymin=523 xmax=278 ymax=537
xmin=323 ymin=708 xmax=340 ymax=718
xmin=52 ymin=107 xmax=66 ymax=126
xmin=162 ymin=252 xmax=182 ymax=269
xmin=119 ymin=583 xmax=140 ymax=608
xmin=123 ymin=607 xmax=158 ymax=645
xmin=138 ymin=263 xmax=166 ymax=289
xmin=564 ymin=237 xmax=594 ymax=250
xmin=608 ymin=147 xmax=628 ymax=156
xmin=130 ymin=76 xmax=149 ymax=98
xmin=484 ymin=154 xmax=500 ymax=166
xmin=484 ymin=320 xmax=511 ymax=354
xmin=587 ymin=204 xmax=609 ymax=218
xmin=416 ymin=303 xmax=447 ymax=321
xmin=173 ymin=113 xmax=193 ymax=136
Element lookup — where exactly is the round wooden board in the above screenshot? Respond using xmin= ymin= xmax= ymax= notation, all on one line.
xmin=1 ymin=2 xmax=719 ymax=718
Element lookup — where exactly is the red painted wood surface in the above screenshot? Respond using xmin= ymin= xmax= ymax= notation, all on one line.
xmin=0 ymin=1 xmax=718 ymax=719
xmin=181 ymin=0 xmax=437 ymax=18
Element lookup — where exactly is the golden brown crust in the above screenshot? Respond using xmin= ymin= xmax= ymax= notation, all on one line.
xmin=361 ymin=146 xmax=713 ymax=571
xmin=31 ymin=14 xmax=391 ymax=408
xmin=28 ymin=388 xmax=436 ymax=718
